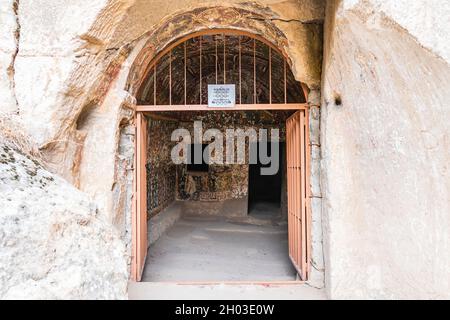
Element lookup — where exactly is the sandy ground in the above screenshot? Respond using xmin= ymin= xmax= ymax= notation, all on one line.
xmin=130 ymin=202 xmax=328 ymax=300
xmin=142 ymin=210 xmax=296 ymax=282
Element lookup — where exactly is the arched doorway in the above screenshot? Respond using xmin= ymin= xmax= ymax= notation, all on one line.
xmin=132 ymin=30 xmax=311 ymax=283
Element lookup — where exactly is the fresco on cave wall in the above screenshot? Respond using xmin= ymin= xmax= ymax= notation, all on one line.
xmin=176 ymin=163 xmax=248 ymax=201
xmin=170 ymin=111 xmax=292 ymax=201
xmin=146 ymin=119 xmax=178 ymax=218
xmin=146 ymin=111 xmax=291 ymax=207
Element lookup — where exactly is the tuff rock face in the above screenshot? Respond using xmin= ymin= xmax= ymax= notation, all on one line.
xmin=320 ymin=0 xmax=450 ymax=299
xmin=0 ymin=138 xmax=128 ymax=300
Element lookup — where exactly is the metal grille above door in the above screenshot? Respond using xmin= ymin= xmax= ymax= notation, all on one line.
xmin=136 ymin=31 xmax=307 ymax=108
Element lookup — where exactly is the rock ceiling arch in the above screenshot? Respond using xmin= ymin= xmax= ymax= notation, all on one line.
xmin=126 ymin=6 xmax=319 ymax=99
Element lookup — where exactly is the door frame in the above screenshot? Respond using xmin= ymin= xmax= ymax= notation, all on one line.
xmin=132 ymin=103 xmax=311 ymax=283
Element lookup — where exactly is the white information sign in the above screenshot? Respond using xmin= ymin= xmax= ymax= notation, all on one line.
xmin=208 ymin=84 xmax=236 ymax=108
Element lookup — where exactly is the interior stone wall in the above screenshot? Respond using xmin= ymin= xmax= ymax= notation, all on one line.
xmin=144 ymin=111 xmax=290 ymax=218
xmin=174 ymin=111 xmax=288 ymax=203
xmin=321 ymin=0 xmax=450 ymax=299
xmin=147 ymin=119 xmax=178 ymax=217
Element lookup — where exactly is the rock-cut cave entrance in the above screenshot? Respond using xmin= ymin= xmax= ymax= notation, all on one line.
xmin=132 ymin=30 xmax=311 ymax=283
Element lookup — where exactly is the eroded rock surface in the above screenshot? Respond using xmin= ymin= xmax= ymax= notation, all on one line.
xmin=0 ymin=135 xmax=128 ymax=299
xmin=321 ymin=0 xmax=450 ymax=299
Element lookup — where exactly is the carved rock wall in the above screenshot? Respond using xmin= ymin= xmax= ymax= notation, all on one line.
xmin=321 ymin=0 xmax=450 ymax=299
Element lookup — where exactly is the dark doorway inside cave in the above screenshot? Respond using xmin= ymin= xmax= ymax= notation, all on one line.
xmin=248 ymin=141 xmax=284 ymax=216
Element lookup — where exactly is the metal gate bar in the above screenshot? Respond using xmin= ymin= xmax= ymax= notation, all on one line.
xmin=132 ymin=113 xmax=148 ymax=281
xmin=286 ymin=110 xmax=310 ymax=280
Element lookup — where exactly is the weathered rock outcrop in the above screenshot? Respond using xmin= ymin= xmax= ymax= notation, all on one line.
xmin=321 ymin=0 xmax=450 ymax=299
xmin=0 ymin=119 xmax=128 ymax=299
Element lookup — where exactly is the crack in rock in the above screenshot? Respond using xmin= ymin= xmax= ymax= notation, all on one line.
xmin=7 ymin=0 xmax=21 ymax=112
xmin=249 ymin=16 xmax=324 ymax=25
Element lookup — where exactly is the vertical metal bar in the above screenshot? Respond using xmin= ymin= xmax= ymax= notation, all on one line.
xmin=199 ymin=36 xmax=202 ymax=105
xmin=135 ymin=112 xmax=142 ymax=280
xmin=292 ymin=114 xmax=296 ymax=266
xmin=153 ymin=65 xmax=156 ymax=106
xmin=299 ymin=111 xmax=307 ymax=279
xmin=286 ymin=119 xmax=290 ymax=256
xmin=184 ymin=41 xmax=187 ymax=105
xmin=134 ymin=113 xmax=148 ymax=281
xmin=284 ymin=58 xmax=287 ymax=104
xmin=169 ymin=50 xmax=172 ymax=106
xmin=298 ymin=113 xmax=303 ymax=269
xmin=290 ymin=119 xmax=293 ymax=259
xmin=142 ymin=115 xmax=148 ymax=280
xmin=223 ymin=34 xmax=226 ymax=84
xmin=293 ymin=116 xmax=296 ymax=265
xmin=294 ymin=114 xmax=298 ymax=266
xmin=253 ymin=39 xmax=256 ymax=104
xmin=141 ymin=115 xmax=148 ymax=280
xmin=215 ymin=36 xmax=218 ymax=84
xmin=298 ymin=113 xmax=302 ymax=268
xmin=287 ymin=119 xmax=292 ymax=259
xmin=269 ymin=47 xmax=272 ymax=104
xmin=239 ymin=36 xmax=242 ymax=104
xmin=304 ymin=109 xmax=311 ymax=277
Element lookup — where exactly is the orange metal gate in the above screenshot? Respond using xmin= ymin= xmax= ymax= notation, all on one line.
xmin=131 ymin=29 xmax=311 ymax=283
xmin=132 ymin=113 xmax=148 ymax=281
xmin=286 ymin=110 xmax=310 ymax=280
xmin=133 ymin=108 xmax=310 ymax=282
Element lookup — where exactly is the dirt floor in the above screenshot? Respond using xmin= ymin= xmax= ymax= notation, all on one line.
xmin=142 ymin=202 xmax=297 ymax=282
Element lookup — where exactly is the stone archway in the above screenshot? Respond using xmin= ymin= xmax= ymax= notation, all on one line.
xmin=112 ymin=7 xmax=325 ymax=286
